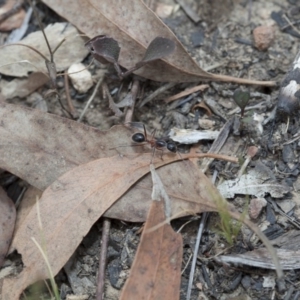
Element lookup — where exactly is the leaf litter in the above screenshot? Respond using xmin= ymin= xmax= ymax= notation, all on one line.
xmin=41 ymin=0 xmax=275 ymax=86
xmin=0 ymin=0 xmax=292 ymax=298
xmin=0 ymin=100 xmax=283 ymax=298
xmin=0 ymin=101 xmax=231 ymax=222
xmin=218 ymin=164 xmax=292 ymax=199
xmin=0 ymin=187 xmax=16 ymax=269
xmin=1 ymin=150 xmax=236 ymax=299
xmin=120 ymin=165 xmax=182 ymax=300
xmin=0 ymin=22 xmax=88 ymax=77
xmin=2 ymin=147 xmax=284 ymax=298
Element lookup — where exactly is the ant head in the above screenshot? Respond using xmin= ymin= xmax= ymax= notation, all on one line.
xmin=132 ymin=132 xmax=145 ymax=143
xmin=167 ymin=142 xmax=177 ymax=153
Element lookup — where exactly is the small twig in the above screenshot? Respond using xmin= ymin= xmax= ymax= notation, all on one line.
xmin=96 ymin=218 xmax=111 ymax=300
xmin=181 ymin=253 xmax=193 ymax=275
xmin=124 ymin=80 xmax=140 ymax=123
xmin=103 ymin=82 xmax=123 ymax=117
xmin=138 ymin=82 xmax=176 ymax=107
xmin=281 ymin=19 xmax=300 ymax=31
xmin=0 ymin=43 xmax=48 ymax=61
xmin=78 ymin=77 xmax=104 ymax=122
xmin=186 ymin=170 xmax=217 ymax=300
xmin=164 ymin=84 xmax=209 ymax=103
xmin=44 ymin=90 xmax=72 ymax=118
xmin=64 ymin=72 xmax=78 ymax=119
xmin=283 ymin=14 xmax=300 ymax=37
xmin=29 ymin=0 xmax=53 ymax=63
xmin=175 ymin=0 xmax=200 ymax=23
xmin=52 ymin=38 xmax=65 ymax=56
xmin=185 ymin=151 xmax=238 ymax=164
xmin=186 ymin=213 xmax=209 ymax=300
xmin=237 ymin=146 xmax=258 ymax=178
xmin=14 ymin=185 xmax=27 ymax=209
xmin=200 ymin=117 xmax=235 ymax=173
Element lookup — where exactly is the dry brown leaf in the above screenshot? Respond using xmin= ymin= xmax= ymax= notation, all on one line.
xmin=0 ymin=102 xmax=283 ymax=290
xmin=120 ymin=166 xmax=182 ymax=300
xmin=0 ymin=101 xmax=140 ymax=191
xmin=0 ymin=187 xmax=16 ymax=268
xmin=0 ymin=0 xmax=25 ymax=31
xmin=41 ymin=0 xmax=275 ymax=86
xmin=0 ymin=72 xmax=49 ymax=99
xmin=2 ymin=153 xmax=220 ymax=299
xmin=106 ymin=161 xmax=220 ymax=222
xmin=0 ymin=101 xmax=234 ymax=223
xmin=13 ymin=186 xmax=42 ymax=235
xmin=0 ymin=9 xmax=25 ymax=32
xmin=2 ymin=153 xmax=283 ymax=298
xmin=0 ymin=23 xmax=89 ymax=77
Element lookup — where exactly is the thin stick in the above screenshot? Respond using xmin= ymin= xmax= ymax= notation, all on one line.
xmin=0 ymin=43 xmax=48 ymax=61
xmin=186 ymin=170 xmax=217 ymax=300
xmin=165 ymin=84 xmax=209 ymax=103
xmin=29 ymin=0 xmax=53 ymax=63
xmin=78 ymin=77 xmax=103 ymax=122
xmin=96 ymin=218 xmax=111 ymax=300
xmin=138 ymin=82 xmax=176 ymax=107
xmin=185 ymin=152 xmax=238 ymax=164
xmin=64 ymin=72 xmax=78 ymax=119
xmin=186 ymin=213 xmax=209 ymax=300
xmin=124 ymin=80 xmax=140 ymax=123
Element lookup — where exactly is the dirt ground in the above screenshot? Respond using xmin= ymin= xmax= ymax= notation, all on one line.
xmin=2 ymin=0 xmax=300 ymax=299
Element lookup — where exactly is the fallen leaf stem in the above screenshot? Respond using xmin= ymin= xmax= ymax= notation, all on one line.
xmin=182 ymin=152 xmax=238 ymax=164
xmin=212 ymin=74 xmax=277 ymax=87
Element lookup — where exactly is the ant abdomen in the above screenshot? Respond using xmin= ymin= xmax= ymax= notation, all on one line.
xmin=132 ymin=132 xmax=145 ymax=143
xmin=166 ymin=142 xmax=177 ymax=153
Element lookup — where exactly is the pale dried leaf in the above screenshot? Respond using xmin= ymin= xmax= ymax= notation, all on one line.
xmin=2 ymin=154 xmax=218 ymax=299
xmin=0 ymin=101 xmax=139 ymax=191
xmin=218 ymin=169 xmax=292 ymax=198
xmin=0 ymin=23 xmax=89 ymax=77
xmin=169 ymin=127 xmax=219 ymax=144
xmin=219 ymin=248 xmax=300 ymax=270
xmin=0 ymin=72 xmax=49 ymax=99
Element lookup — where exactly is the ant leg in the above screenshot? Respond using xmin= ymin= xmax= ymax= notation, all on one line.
xmin=160 ymin=149 xmax=164 ymax=161
xmin=143 ymin=124 xmax=148 ymax=141
xmin=150 ymin=147 xmax=156 ymax=163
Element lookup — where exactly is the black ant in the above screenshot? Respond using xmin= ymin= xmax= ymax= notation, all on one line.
xmin=131 ymin=124 xmax=177 ymax=162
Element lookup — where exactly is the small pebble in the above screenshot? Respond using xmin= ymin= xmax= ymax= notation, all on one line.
xmin=68 ymin=63 xmax=93 ymax=94
xmin=263 ymin=276 xmax=275 ymax=288
xmin=198 ymin=119 xmax=215 ymax=130
xmin=282 ymin=144 xmax=295 ymax=163
xmin=191 ymin=30 xmax=205 ymax=47
xmin=249 ymin=198 xmax=267 ymax=219
xmin=155 ymin=3 xmax=174 ymax=18
xmin=253 ymin=25 xmax=275 ymax=51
